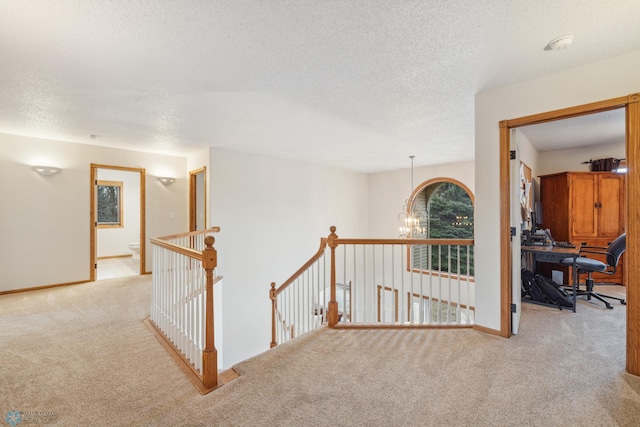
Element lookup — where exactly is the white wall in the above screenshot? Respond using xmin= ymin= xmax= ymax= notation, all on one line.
xmin=209 ymin=148 xmax=368 ymax=368
xmin=475 ymin=49 xmax=640 ymax=331
xmin=0 ymin=133 xmax=189 ymax=292
xmin=538 ymin=142 xmax=625 ymax=176
xmin=368 ymin=160 xmax=475 ymax=238
xmin=514 ymin=129 xmax=540 ymax=215
xmin=97 ymin=169 xmax=141 ymax=258
xmin=515 ymin=129 xmax=625 ymax=204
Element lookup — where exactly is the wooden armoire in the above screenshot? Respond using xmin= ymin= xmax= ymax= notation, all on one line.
xmin=539 ymin=171 xmax=625 ymax=285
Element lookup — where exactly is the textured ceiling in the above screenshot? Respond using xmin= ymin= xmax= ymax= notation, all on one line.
xmin=1 ymin=1 xmax=640 ymax=172
xmin=518 ymin=109 xmax=626 ymax=152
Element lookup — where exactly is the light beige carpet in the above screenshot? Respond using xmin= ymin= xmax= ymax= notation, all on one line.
xmin=1 ymin=276 xmax=639 ymax=426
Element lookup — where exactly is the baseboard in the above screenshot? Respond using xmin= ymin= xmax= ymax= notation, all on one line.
xmin=472 ymin=324 xmax=503 ymax=336
xmin=97 ymin=254 xmax=133 ymax=260
xmin=143 ymin=317 xmax=238 ymax=394
xmin=0 ymin=279 xmax=91 ymax=295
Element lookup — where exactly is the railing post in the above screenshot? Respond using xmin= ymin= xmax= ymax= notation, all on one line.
xmin=327 ymin=226 xmax=339 ymax=327
xmin=202 ymin=236 xmax=218 ymax=388
xmin=270 ymin=282 xmax=277 ymax=348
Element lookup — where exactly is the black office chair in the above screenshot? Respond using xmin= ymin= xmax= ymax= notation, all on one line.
xmin=560 ymin=233 xmax=626 ymax=309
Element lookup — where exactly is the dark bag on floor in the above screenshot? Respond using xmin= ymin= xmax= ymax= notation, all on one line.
xmin=534 ymin=274 xmax=573 ymax=308
xmin=521 ymin=268 xmax=546 ymax=303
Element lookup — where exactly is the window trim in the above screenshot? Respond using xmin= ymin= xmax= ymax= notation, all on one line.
xmin=405 ymin=177 xmax=475 ymax=275
xmin=97 ymin=180 xmax=124 ymax=228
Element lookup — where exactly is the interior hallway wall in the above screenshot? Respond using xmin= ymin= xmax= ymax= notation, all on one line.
xmin=538 ymin=142 xmax=625 ymax=177
xmin=209 ymin=148 xmax=368 ymax=368
xmin=0 ymin=133 xmax=188 ymax=292
xmin=474 ymin=49 xmax=640 ymax=332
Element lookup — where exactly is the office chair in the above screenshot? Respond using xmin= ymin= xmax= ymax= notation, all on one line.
xmin=560 ymin=233 xmax=626 ymax=309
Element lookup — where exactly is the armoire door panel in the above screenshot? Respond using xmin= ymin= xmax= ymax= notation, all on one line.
xmin=570 ymin=175 xmax=597 ymax=237
xmin=598 ymin=175 xmax=624 ymax=236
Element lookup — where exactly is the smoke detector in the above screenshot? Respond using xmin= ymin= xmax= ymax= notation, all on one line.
xmin=546 ymin=35 xmax=574 ymax=51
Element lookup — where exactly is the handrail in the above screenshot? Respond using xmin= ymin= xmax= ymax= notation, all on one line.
xmin=273 ymin=238 xmax=329 ymax=297
xmin=336 ymin=238 xmax=474 ymax=246
xmin=149 ymin=237 xmax=203 ymax=259
xmin=270 ymin=226 xmax=475 ymax=346
xmin=271 ymin=236 xmax=473 ymax=298
xmin=155 ymin=227 xmax=221 ymax=241
xmin=149 ymin=227 xmax=222 ymax=393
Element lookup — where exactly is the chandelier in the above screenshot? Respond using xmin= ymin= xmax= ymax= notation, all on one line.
xmin=398 ymin=155 xmax=428 ymax=238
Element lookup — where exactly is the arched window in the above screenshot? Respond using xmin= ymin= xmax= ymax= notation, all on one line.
xmin=409 ymin=178 xmax=474 ymax=276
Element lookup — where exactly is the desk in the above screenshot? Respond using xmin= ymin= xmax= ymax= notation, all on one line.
xmin=521 ymin=245 xmax=580 ymax=312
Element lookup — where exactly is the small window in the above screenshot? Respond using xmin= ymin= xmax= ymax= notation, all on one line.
xmin=97 ymin=180 xmax=123 ymax=228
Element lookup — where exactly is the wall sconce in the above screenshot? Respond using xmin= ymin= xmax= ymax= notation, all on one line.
xmin=157 ymin=176 xmax=176 ymax=185
xmin=33 ymin=166 xmax=61 ymax=176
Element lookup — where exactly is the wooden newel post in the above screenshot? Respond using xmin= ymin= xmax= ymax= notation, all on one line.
xmin=270 ymin=282 xmax=277 ymax=348
xmin=327 ymin=226 xmax=339 ymax=328
xmin=202 ymin=235 xmax=218 ymax=388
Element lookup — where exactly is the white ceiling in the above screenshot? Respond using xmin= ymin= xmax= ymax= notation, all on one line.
xmin=1 ymin=1 xmax=639 ymax=173
xmin=518 ymin=108 xmax=626 ymax=152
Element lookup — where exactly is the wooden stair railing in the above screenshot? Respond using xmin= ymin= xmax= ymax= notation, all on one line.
xmin=147 ymin=227 xmax=225 ymax=394
xmin=270 ymin=235 xmax=329 ymax=347
xmin=271 ymin=226 xmax=475 ymax=347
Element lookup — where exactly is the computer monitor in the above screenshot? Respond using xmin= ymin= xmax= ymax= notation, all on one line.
xmin=533 ymin=201 xmax=543 ymax=228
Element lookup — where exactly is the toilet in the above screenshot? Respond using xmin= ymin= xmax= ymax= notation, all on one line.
xmin=128 ymin=243 xmax=140 ymax=260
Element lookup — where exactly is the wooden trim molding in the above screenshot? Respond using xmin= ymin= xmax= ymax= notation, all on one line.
xmin=472 ymin=324 xmax=503 ymax=336
xmin=97 ymin=254 xmax=132 ymax=260
xmin=189 ymin=166 xmax=207 ymax=232
xmin=406 ymin=292 xmax=475 ymax=323
xmin=0 ymin=280 xmax=90 ymax=295
xmin=155 ymin=227 xmax=221 ymax=241
xmin=408 ymin=176 xmax=475 ymax=206
xmin=144 ymin=318 xmax=230 ymax=394
xmin=90 ymin=165 xmax=97 ymax=281
xmin=504 ymin=96 xmax=629 ymax=128
xmin=96 ymin=180 xmax=124 ymax=228
xmin=149 ymin=238 xmax=203 ymax=259
xmin=408 ymin=268 xmax=476 ymax=283
xmin=273 ymin=238 xmax=329 ymax=297
xmin=499 ymin=92 xmax=640 ymax=376
xmin=499 ymin=124 xmax=511 ymax=338
xmin=332 ymin=323 xmax=472 ymax=330
xmin=377 ymin=285 xmax=399 ymax=322
xmin=626 ymin=93 xmax=640 ymax=376
xmin=90 ymin=164 xmax=146 ymax=279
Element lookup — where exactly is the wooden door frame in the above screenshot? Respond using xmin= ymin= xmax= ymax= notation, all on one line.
xmin=189 ymin=166 xmax=207 ymax=232
xmin=499 ymin=93 xmax=640 ymax=376
xmin=90 ymin=163 xmax=147 ymax=280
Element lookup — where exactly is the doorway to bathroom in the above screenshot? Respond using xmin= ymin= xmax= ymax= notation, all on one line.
xmin=90 ymin=164 xmax=146 ymax=281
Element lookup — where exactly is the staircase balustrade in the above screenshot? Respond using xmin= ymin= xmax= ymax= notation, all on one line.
xmin=271 ymin=226 xmax=475 ymax=346
xmin=149 ymin=227 xmax=222 ymax=392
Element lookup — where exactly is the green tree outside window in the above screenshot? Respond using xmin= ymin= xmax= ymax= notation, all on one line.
xmin=411 ymin=182 xmax=474 ymax=275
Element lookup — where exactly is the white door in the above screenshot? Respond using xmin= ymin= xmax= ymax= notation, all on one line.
xmin=510 ymin=130 xmax=522 ymax=334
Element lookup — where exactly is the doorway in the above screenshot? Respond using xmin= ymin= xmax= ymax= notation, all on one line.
xmin=499 ymin=93 xmax=640 ymax=375
xmin=90 ymin=163 xmax=146 ymax=281
xmin=189 ymin=167 xmax=206 ymax=232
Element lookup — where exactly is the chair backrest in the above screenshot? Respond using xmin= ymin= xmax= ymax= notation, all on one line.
xmin=607 ymin=233 xmax=626 ymax=267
